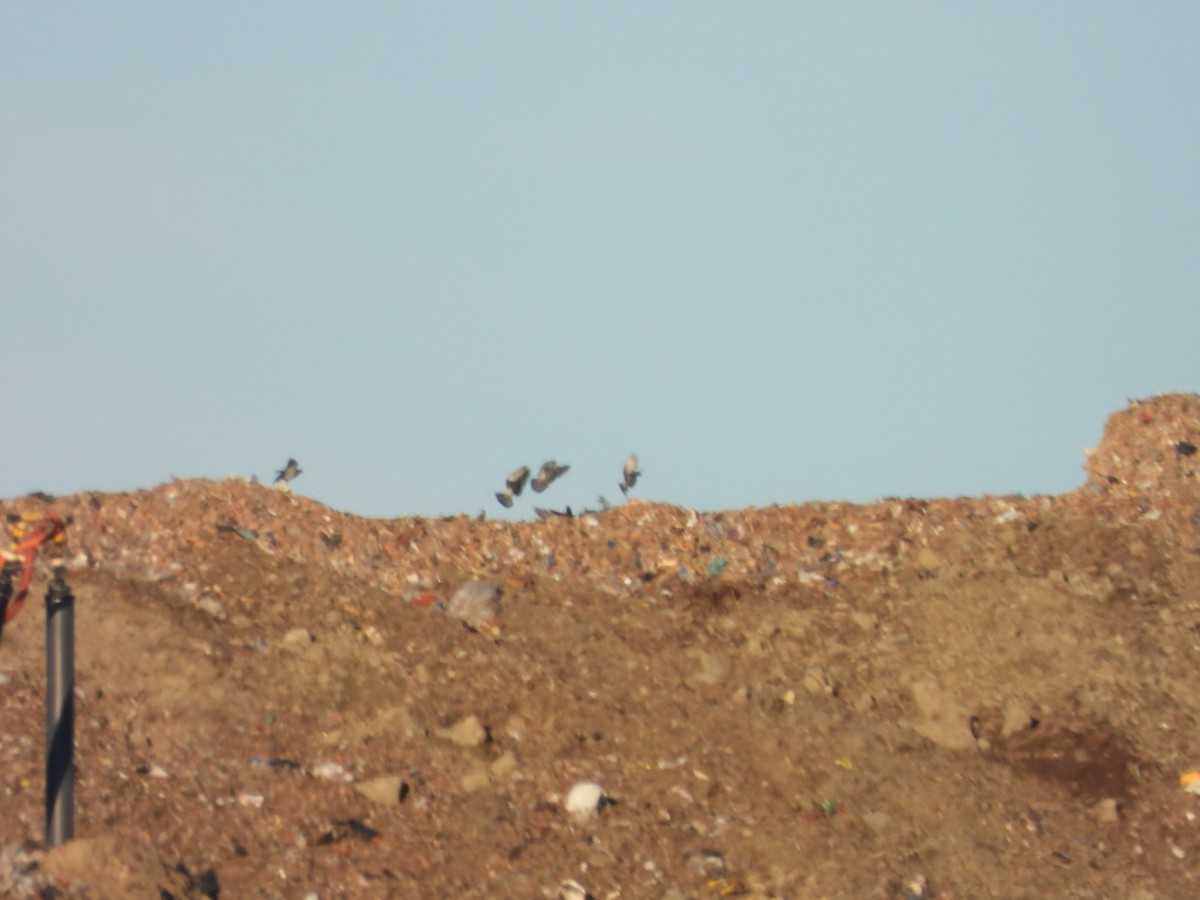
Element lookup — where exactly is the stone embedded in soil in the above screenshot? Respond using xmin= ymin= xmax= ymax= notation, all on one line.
xmin=437 ymin=714 xmax=488 ymax=747
xmin=909 ymin=678 xmax=976 ymax=750
xmin=915 ymin=548 xmax=946 ymax=576
xmin=447 ymin=578 xmax=500 ymax=629
xmin=281 ymin=627 xmax=313 ymax=649
xmin=490 ymin=750 xmax=518 ymax=779
xmin=803 ymin=665 xmax=835 ymax=697
xmin=687 ymin=650 xmax=729 ymax=686
xmin=354 ymin=775 xmax=407 ymax=805
xmin=461 ymin=759 xmax=491 ymax=793
xmin=1001 ymin=698 xmax=1035 ymax=737
xmin=1092 ymin=798 xmax=1120 ymax=824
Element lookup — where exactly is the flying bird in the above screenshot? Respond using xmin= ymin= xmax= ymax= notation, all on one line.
xmin=506 ymin=465 xmax=531 ymax=496
xmin=495 ymin=489 xmax=515 ymax=508
xmin=530 ymin=460 xmax=570 ymax=493
xmin=619 ymin=454 xmax=641 ymax=496
xmin=274 ymin=458 xmax=302 ymax=484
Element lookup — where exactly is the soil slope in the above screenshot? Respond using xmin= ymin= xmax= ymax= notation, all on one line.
xmin=3 ymin=393 xmax=1200 ymax=899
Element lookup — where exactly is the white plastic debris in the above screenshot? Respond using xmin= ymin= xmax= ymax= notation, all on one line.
xmin=311 ymin=761 xmax=353 ymax=782
xmin=557 ymin=878 xmax=590 ymax=900
xmin=564 ymin=780 xmax=606 ymax=821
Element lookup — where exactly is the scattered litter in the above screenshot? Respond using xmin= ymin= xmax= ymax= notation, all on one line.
xmin=315 ymin=819 xmax=380 ymax=846
xmin=249 ymin=756 xmax=302 ymax=770
xmin=685 ymin=849 xmax=726 ymax=877
xmin=311 ymin=761 xmax=353 ymax=782
xmin=1180 ymin=771 xmax=1200 ymax=795
xmin=557 ymin=878 xmax=591 ymax=900
xmin=215 ymin=523 xmax=259 ymax=541
xmin=564 ymin=781 xmax=612 ymax=821
xmin=707 ymin=558 xmax=728 ymax=577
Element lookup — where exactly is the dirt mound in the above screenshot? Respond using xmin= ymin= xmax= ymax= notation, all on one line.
xmin=3 ymin=394 xmax=1200 ymax=897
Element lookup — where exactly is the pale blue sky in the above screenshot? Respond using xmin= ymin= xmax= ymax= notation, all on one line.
xmin=2 ymin=4 xmax=1197 ymax=519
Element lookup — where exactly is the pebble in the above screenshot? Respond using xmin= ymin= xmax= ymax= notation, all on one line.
xmin=436 ymin=714 xmax=488 ymax=748
xmin=1001 ymin=699 xmax=1035 ymax=737
xmin=915 ymin=547 xmax=945 ymax=575
xmin=803 ymin=665 xmax=835 ymax=697
xmin=281 ymin=627 xmax=313 ymax=649
xmin=354 ymin=776 xmax=407 ymax=806
xmin=194 ymin=594 xmax=227 ymax=620
xmin=461 ymin=760 xmax=491 ymax=793
xmin=490 ymin=751 xmax=518 ymax=780
xmin=909 ymin=679 xmax=975 ymax=750
xmin=1092 ymin=798 xmax=1119 ymax=824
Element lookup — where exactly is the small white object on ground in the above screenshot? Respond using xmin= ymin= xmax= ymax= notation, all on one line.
xmin=564 ymin=780 xmax=606 ymax=821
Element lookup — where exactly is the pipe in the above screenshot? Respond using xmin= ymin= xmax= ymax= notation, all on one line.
xmin=44 ymin=566 xmax=74 ymax=846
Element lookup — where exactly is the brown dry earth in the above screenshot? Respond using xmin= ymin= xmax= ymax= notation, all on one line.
xmin=3 ymin=394 xmax=1200 ymax=899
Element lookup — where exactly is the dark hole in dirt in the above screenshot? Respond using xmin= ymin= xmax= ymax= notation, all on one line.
xmin=996 ymin=724 xmax=1141 ymax=801
xmin=688 ymin=581 xmax=742 ymax=612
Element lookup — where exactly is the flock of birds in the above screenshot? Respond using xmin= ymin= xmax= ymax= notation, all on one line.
xmin=269 ymin=454 xmax=642 ymax=520
xmin=492 ymin=454 xmax=641 ymax=519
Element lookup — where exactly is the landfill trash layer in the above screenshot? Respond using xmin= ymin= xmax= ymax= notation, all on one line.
xmin=3 ymin=393 xmax=1200 ymax=896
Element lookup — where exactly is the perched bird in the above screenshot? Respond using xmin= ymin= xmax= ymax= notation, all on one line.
xmin=495 ymin=489 xmax=515 ymax=509
xmin=506 ymin=465 xmax=531 ymax=497
xmin=534 ymin=505 xmax=573 ymax=521
xmin=274 ymin=458 xmax=302 ymax=484
xmin=619 ymin=454 xmax=641 ymax=497
xmin=530 ymin=460 xmax=570 ymax=493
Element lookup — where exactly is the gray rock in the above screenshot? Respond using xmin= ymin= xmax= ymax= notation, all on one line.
xmin=447 ymin=579 xmax=499 ymax=629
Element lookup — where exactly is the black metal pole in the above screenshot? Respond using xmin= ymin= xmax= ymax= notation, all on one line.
xmin=0 ymin=559 xmax=19 ymax=642
xmin=45 ymin=566 xmax=74 ymax=846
